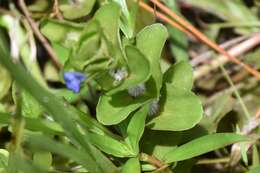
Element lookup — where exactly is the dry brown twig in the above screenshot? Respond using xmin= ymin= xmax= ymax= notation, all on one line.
xmin=229 ymin=109 xmax=260 ymax=167
xmin=18 ymin=0 xmax=62 ymax=69
xmin=52 ymin=0 xmax=63 ymax=20
xmin=194 ymin=33 xmax=260 ymax=79
xmin=139 ymin=0 xmax=260 ymax=80
xmin=191 ymin=35 xmax=249 ymax=67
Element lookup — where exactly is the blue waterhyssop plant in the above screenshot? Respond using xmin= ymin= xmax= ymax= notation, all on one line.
xmin=63 ymin=72 xmax=86 ymax=93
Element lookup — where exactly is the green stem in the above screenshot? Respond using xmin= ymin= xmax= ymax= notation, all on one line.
xmin=197 ymin=157 xmax=230 ymax=165
xmin=219 ymin=65 xmax=251 ymax=119
xmin=7 ymin=87 xmax=25 ymax=173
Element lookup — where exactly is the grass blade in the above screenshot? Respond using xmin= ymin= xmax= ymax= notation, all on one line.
xmin=163 ymin=133 xmax=250 ymax=163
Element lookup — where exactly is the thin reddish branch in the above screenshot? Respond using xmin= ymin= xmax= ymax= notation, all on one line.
xmin=139 ymin=2 xmax=189 ymax=34
xmin=141 ymin=0 xmax=260 ymax=80
xmin=255 ymin=109 xmax=260 ymax=118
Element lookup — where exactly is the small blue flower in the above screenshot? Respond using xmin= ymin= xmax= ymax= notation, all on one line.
xmin=63 ymin=72 xmax=86 ymax=93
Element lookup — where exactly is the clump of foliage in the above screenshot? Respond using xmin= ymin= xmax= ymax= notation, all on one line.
xmin=0 ymin=0 xmax=259 ymax=173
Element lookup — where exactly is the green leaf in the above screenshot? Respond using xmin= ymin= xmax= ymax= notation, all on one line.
xmin=88 ymin=143 xmax=119 ymax=173
xmin=52 ymin=86 xmax=88 ymax=103
xmin=163 ymin=133 xmax=250 ymax=163
xmin=247 ymin=166 xmax=260 ymax=173
xmin=33 ymin=152 xmax=52 ymax=170
xmin=252 ymin=145 xmax=260 ymax=168
xmin=27 ymin=135 xmax=98 ymax=172
xmin=0 ymin=112 xmax=63 ymax=135
xmin=0 ymin=149 xmax=8 ymax=171
xmin=66 ymin=20 xmax=103 ymax=70
xmin=199 ymin=93 xmax=234 ymax=133
xmin=121 ymin=157 xmax=140 ymax=173
xmin=185 ymin=0 xmax=259 ymax=34
xmin=13 ymin=83 xmax=44 ymax=118
xmin=108 ymin=46 xmax=151 ymax=94
xmin=115 ymin=0 xmax=138 ymax=38
xmin=52 ymin=43 xmax=70 ymax=65
xmin=29 ymin=134 xmax=118 ymax=173
xmin=89 ymin=133 xmax=134 ymax=157
xmin=186 ymin=0 xmax=257 ymax=22
xmin=9 ymin=153 xmax=46 ymax=173
xmin=12 ymin=82 xmax=48 ymax=122
xmin=0 ymin=64 xmax=11 ymax=100
xmin=94 ymin=2 xmax=121 ymax=47
xmin=147 ymin=84 xmax=202 ymax=131
xmin=40 ymin=19 xmax=83 ymax=48
xmin=163 ymin=61 xmax=193 ymax=91
xmin=28 ymin=0 xmax=50 ymax=12
xmin=140 ymin=130 xmax=181 ymax=160
xmin=136 ymin=24 xmax=168 ymax=96
xmin=141 ymin=164 xmax=156 ymax=172
xmin=97 ymin=91 xmax=151 ymax=125
xmin=125 ymin=105 xmax=149 ymax=154
xmin=74 ymin=107 xmax=118 ymax=139
xmin=94 ymin=69 xmax=121 ymax=91
xmin=60 ymin=0 xmax=96 ymax=19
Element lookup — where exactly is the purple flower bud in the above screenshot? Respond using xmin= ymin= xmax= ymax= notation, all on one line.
xmin=63 ymin=72 xmax=86 ymax=93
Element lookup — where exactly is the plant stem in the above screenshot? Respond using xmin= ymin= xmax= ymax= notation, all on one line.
xmin=197 ymin=157 xmax=230 ymax=165
xmin=140 ymin=153 xmax=173 ymax=173
xmin=18 ymin=0 xmax=62 ymax=69
xmin=52 ymin=0 xmax=64 ymax=20
xmin=220 ymin=65 xmax=251 ymax=119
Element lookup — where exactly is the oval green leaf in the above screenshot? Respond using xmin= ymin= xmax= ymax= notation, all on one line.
xmin=163 ymin=61 xmax=193 ymax=91
xmin=125 ymin=105 xmax=149 ymax=154
xmin=94 ymin=2 xmax=121 ymax=47
xmin=108 ymin=46 xmax=151 ymax=95
xmin=40 ymin=19 xmax=83 ymax=48
xmin=97 ymin=91 xmax=151 ymax=125
xmin=121 ymin=158 xmax=140 ymax=173
xmin=89 ymin=132 xmax=134 ymax=157
xmin=136 ymin=24 xmax=168 ymax=96
xmin=60 ymin=0 xmax=96 ymax=19
xmin=147 ymin=84 xmax=203 ymax=131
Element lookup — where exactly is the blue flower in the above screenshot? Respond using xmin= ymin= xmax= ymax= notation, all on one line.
xmin=63 ymin=72 xmax=86 ymax=93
